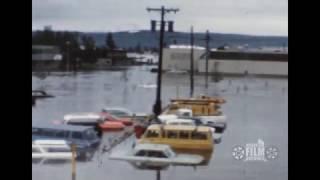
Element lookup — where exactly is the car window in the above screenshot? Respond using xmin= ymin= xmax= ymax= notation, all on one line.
xmin=179 ymin=131 xmax=190 ymax=139
xmin=71 ymin=132 xmax=83 ymax=139
xmin=46 ymin=147 xmax=70 ymax=153
xmin=167 ymin=131 xmax=178 ymax=139
xmin=146 ymin=130 xmax=160 ymax=138
xmin=148 ymin=151 xmax=167 ymax=158
xmin=110 ymin=110 xmax=128 ymax=116
xmin=135 ymin=150 xmax=147 ymax=156
xmin=84 ymin=130 xmax=97 ymax=140
xmin=41 ymin=129 xmax=56 ymax=137
xmin=191 ymin=132 xmax=208 ymax=140
xmin=56 ymin=130 xmax=67 ymax=138
xmin=32 ymin=128 xmax=43 ymax=136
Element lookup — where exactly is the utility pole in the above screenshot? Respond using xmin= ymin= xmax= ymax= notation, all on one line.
xmin=205 ymin=30 xmax=210 ymax=92
xmin=190 ymin=26 xmax=194 ymax=97
xmin=66 ymin=41 xmax=71 ymax=72
xmin=147 ymin=6 xmax=179 ymax=117
xmin=156 ymin=170 xmax=161 ymax=180
xmin=71 ymin=144 xmax=76 ymax=180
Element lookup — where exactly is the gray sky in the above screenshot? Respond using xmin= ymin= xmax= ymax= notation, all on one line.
xmin=32 ymin=0 xmax=288 ymax=36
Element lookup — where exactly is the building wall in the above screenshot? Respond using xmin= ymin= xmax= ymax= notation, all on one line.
xmin=198 ymin=59 xmax=288 ymax=76
xmin=32 ymin=45 xmax=62 ymax=61
xmin=32 ymin=54 xmax=62 ymax=61
xmin=163 ymin=48 xmax=205 ymax=71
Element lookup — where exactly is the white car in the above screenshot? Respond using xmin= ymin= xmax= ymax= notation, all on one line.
xmin=165 ymin=119 xmax=195 ymax=126
xmin=109 ymin=143 xmax=203 ymax=168
xmin=102 ymin=107 xmax=149 ymax=121
xmin=175 ymin=108 xmax=227 ymax=132
xmin=63 ymin=112 xmax=104 ymax=125
xmin=32 ymin=140 xmax=73 ymax=161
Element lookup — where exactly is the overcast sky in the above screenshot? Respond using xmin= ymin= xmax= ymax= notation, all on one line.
xmin=32 ymin=0 xmax=288 ymax=36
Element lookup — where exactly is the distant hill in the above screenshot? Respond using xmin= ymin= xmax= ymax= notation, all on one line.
xmin=33 ymin=30 xmax=288 ymax=49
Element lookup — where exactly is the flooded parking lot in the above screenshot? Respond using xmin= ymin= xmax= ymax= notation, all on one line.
xmin=32 ymin=66 xmax=287 ymax=180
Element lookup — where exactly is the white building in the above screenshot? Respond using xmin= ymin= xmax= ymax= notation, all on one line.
xmin=32 ymin=45 xmax=63 ymax=61
xmin=163 ymin=45 xmax=205 ymax=71
xmin=32 ymin=45 xmax=63 ymax=70
xmin=163 ymin=46 xmax=288 ymax=77
xmin=198 ymin=50 xmax=288 ymax=76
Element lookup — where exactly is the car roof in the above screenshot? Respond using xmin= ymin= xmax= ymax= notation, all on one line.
xmin=135 ymin=143 xmax=171 ymax=152
xmin=103 ymin=107 xmax=132 ymax=112
xmin=64 ymin=112 xmax=102 ymax=121
xmin=147 ymin=124 xmax=211 ymax=132
xmin=33 ymin=140 xmax=68 ymax=145
xmin=166 ymin=119 xmax=194 ymax=123
xmin=32 ymin=122 xmax=93 ymax=132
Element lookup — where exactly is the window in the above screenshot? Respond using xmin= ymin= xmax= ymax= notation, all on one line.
xmin=109 ymin=110 xmax=128 ymax=117
xmin=56 ymin=131 xmax=66 ymax=138
xmin=72 ymin=132 xmax=83 ymax=139
xmin=193 ymin=119 xmax=202 ymax=125
xmin=46 ymin=147 xmax=70 ymax=153
xmin=84 ymin=130 xmax=97 ymax=140
xmin=41 ymin=129 xmax=56 ymax=137
xmin=214 ymin=127 xmax=224 ymax=133
xmin=32 ymin=128 xmax=42 ymax=136
xmin=191 ymin=132 xmax=208 ymax=140
xmin=179 ymin=131 xmax=190 ymax=139
xmin=167 ymin=131 xmax=178 ymax=139
xmin=164 ymin=149 xmax=174 ymax=158
xmin=181 ymin=112 xmax=191 ymax=117
xmin=146 ymin=130 xmax=160 ymax=138
xmin=135 ymin=150 xmax=147 ymax=156
xmin=148 ymin=151 xmax=167 ymax=158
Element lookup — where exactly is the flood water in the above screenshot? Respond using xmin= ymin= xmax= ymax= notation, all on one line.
xmin=32 ymin=66 xmax=288 ymax=180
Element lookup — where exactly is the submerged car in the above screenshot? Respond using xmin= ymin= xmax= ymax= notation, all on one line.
xmin=100 ymin=112 xmax=133 ymax=126
xmin=63 ymin=112 xmax=125 ymax=133
xmin=109 ymin=143 xmax=203 ymax=169
xmin=32 ymin=123 xmax=100 ymax=160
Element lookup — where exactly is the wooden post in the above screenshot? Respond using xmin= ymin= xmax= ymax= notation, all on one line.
xmin=156 ymin=170 xmax=161 ymax=180
xmin=71 ymin=144 xmax=76 ymax=180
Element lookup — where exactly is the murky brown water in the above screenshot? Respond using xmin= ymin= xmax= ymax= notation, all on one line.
xmin=32 ymin=66 xmax=288 ymax=180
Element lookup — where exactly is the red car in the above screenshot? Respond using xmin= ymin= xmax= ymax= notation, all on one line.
xmin=100 ymin=112 xmax=133 ymax=126
xmin=99 ymin=121 xmax=125 ymax=132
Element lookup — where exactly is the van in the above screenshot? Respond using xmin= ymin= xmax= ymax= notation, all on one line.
xmin=32 ymin=123 xmax=100 ymax=159
xmin=138 ymin=124 xmax=214 ymax=152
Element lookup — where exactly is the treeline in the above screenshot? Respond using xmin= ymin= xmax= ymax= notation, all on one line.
xmin=32 ymin=29 xmax=123 ymax=64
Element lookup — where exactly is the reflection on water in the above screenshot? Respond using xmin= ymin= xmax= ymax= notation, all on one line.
xmin=32 ymin=66 xmax=288 ymax=180
xmin=174 ymin=149 xmax=213 ymax=166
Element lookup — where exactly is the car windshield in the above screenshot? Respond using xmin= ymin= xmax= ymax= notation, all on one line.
xmin=109 ymin=114 xmax=120 ymax=120
xmin=84 ymin=130 xmax=97 ymax=140
xmin=109 ymin=110 xmax=129 ymax=117
xmin=45 ymin=147 xmax=71 ymax=153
